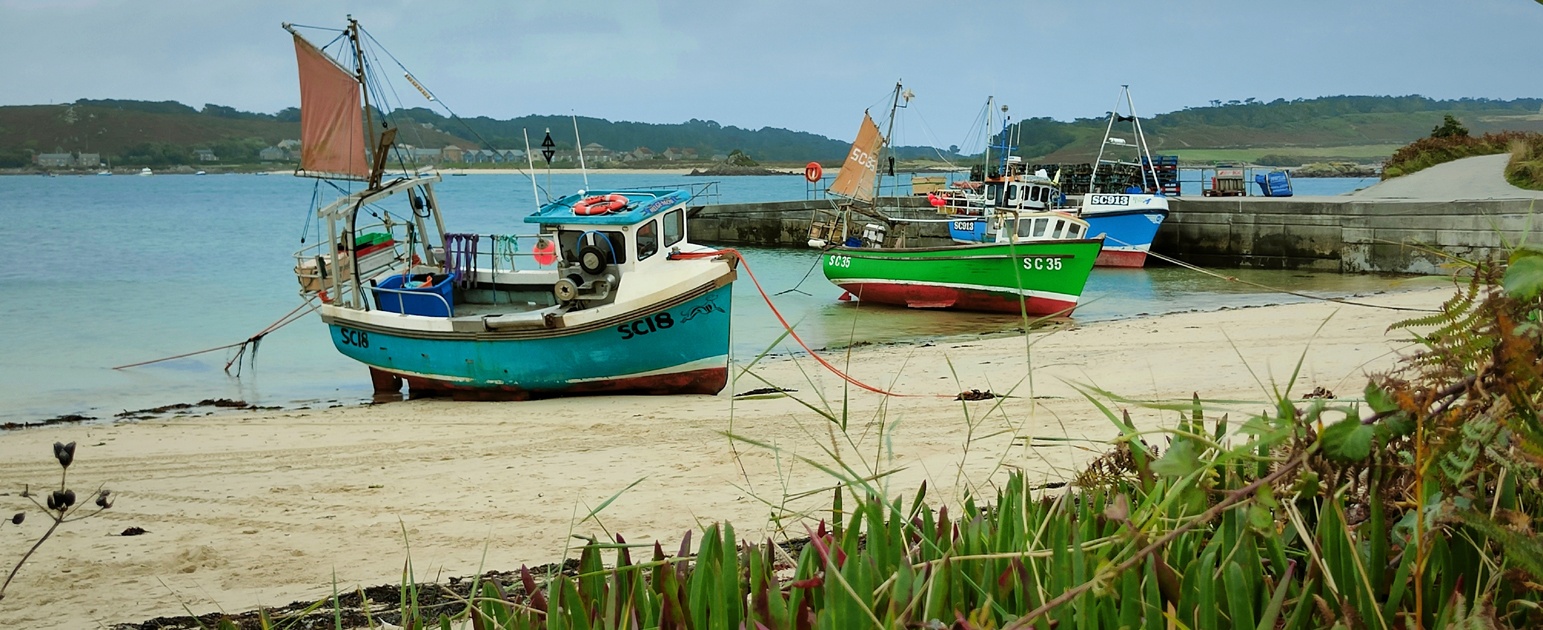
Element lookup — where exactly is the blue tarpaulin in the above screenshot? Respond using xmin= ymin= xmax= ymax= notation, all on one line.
xmin=1255 ymin=171 xmax=1293 ymax=197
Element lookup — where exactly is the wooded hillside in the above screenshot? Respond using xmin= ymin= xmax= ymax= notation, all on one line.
xmin=3 ymin=95 xmax=1541 ymax=168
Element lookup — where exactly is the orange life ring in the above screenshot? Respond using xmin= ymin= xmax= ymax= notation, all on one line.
xmin=532 ymin=238 xmax=558 ymax=266
xmin=572 ymin=193 xmax=628 ymax=216
xmin=804 ymin=162 xmax=823 ymax=183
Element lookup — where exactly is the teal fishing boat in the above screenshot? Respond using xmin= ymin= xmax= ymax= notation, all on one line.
xmin=286 ymin=19 xmax=736 ymax=399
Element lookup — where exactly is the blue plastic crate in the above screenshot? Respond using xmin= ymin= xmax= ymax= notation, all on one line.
xmin=372 ymin=272 xmax=456 ymax=317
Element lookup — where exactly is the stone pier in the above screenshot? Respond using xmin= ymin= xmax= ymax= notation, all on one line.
xmin=686 ymin=155 xmax=1543 ymax=273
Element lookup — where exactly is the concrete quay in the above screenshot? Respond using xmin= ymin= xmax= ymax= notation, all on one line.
xmin=687 ymin=195 xmax=955 ymax=247
xmin=1158 ymin=154 xmax=1543 ymax=273
xmin=687 ymin=155 xmax=1543 ymax=273
xmin=1157 ymin=195 xmax=1541 ymax=273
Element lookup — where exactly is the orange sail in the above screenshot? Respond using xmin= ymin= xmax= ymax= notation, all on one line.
xmin=827 ymin=112 xmax=886 ymax=202
xmin=292 ymin=33 xmax=367 ymax=179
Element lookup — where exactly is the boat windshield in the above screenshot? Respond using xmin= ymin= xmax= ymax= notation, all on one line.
xmin=636 ymin=220 xmax=659 ymax=261
xmin=663 ymin=209 xmax=685 ymax=247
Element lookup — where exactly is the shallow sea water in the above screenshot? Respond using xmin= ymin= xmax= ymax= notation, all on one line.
xmin=0 ymin=172 xmax=1403 ymax=422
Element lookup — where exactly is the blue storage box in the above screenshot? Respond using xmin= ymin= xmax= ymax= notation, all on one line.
xmin=372 ymin=272 xmax=456 ymax=317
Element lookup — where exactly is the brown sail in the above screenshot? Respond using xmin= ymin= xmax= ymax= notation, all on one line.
xmin=827 ymin=112 xmax=886 ymax=202
xmin=292 ymin=33 xmax=368 ymax=179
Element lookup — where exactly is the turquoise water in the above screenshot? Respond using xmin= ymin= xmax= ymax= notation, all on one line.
xmin=0 ymin=173 xmax=1388 ymax=422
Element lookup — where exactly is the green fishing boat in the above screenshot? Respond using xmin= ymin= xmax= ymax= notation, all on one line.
xmin=821 ymin=213 xmax=1102 ymax=315
xmin=814 ymin=83 xmax=1103 ymax=316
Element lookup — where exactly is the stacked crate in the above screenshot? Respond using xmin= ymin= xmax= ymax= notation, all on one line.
xmin=1031 ymin=163 xmax=1094 ymax=195
xmin=1092 ymin=163 xmax=1145 ymax=193
xmin=1143 ymin=155 xmax=1181 ymax=196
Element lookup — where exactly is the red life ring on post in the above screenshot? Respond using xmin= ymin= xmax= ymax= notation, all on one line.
xmin=572 ymin=193 xmax=629 ymax=216
xmin=532 ymin=238 xmax=558 ymax=266
xmin=804 ymin=162 xmax=822 ymax=183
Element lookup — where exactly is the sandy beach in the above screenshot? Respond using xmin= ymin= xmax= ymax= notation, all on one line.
xmin=0 ymin=286 xmax=1449 ymax=628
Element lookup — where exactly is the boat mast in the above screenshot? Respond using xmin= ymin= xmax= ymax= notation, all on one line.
xmin=1089 ymin=87 xmax=1124 ymax=193
xmin=1125 ymin=88 xmax=1163 ymax=194
xmin=995 ymin=104 xmax=1011 ymax=178
xmin=346 ymin=16 xmax=396 ymax=189
xmin=346 ymin=18 xmax=377 ymax=162
xmin=981 ymin=96 xmax=993 ymax=180
xmin=572 ymin=112 xmax=590 ymax=190
xmin=875 ymin=80 xmax=903 ymax=199
xmin=523 ymin=129 xmax=541 ymax=207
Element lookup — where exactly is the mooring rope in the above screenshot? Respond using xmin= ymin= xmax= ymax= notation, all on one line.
xmin=113 ymin=297 xmax=320 ymax=373
xmin=670 ymin=249 xmax=950 ymax=399
xmin=1109 ymin=234 xmax=1442 ymax=313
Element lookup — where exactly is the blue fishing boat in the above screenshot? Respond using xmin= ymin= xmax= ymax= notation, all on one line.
xmin=937 ymin=86 xmax=1170 ymax=267
xmin=286 ymin=19 xmax=736 ymax=399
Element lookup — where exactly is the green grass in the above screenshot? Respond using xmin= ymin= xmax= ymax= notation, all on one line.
xmin=1162 ymin=145 xmax=1401 ymax=164
xmin=1505 ymin=135 xmax=1543 ymax=190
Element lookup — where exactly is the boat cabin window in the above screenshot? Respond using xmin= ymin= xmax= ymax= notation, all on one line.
xmin=1030 ymin=186 xmax=1042 ymax=203
xmin=1031 ymin=218 xmax=1049 ymax=238
xmin=663 ymin=209 xmax=685 ymax=247
xmin=1066 ymin=223 xmax=1083 ymax=239
xmin=1050 ymin=220 xmax=1065 ymax=239
xmin=557 ymin=229 xmax=627 ymax=265
xmin=637 ymin=219 xmax=660 ymax=261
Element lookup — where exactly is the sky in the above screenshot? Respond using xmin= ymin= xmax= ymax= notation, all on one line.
xmin=3 ymin=0 xmax=1542 ymax=150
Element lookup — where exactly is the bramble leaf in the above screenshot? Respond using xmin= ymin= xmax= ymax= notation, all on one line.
xmin=1504 ymin=255 xmax=1543 ymax=300
xmin=1150 ymin=439 xmax=1202 ymax=477
xmin=1365 ymin=382 xmax=1399 ymax=414
xmin=1321 ymin=417 xmax=1375 ymax=461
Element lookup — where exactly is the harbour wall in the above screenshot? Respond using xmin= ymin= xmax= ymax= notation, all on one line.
xmin=1158 ymin=196 xmax=1543 ymax=273
xmin=687 ymin=196 xmax=955 ymax=247
xmin=690 ymin=195 xmax=1543 ymax=274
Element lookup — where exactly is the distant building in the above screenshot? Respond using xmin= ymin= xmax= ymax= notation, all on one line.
xmin=407 ymin=147 xmax=442 ymax=164
xmin=35 ymin=153 xmax=71 ymax=167
xmin=441 ymin=145 xmax=465 ymax=162
xmin=259 ymin=146 xmax=288 ymax=161
xmin=629 ymin=147 xmax=655 ymax=161
xmin=277 ymin=139 xmax=301 ymax=151
xmin=76 ymin=153 xmax=100 ymax=167
xmin=461 ymin=148 xmax=528 ymax=164
xmin=192 ymin=149 xmax=218 ymax=162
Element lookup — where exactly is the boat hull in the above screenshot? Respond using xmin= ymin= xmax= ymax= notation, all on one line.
xmin=1082 ymin=207 xmax=1168 ymax=268
xmin=945 ymin=196 xmax=1169 ymax=268
xmin=821 ymin=239 xmax=1102 ymax=315
xmin=326 ymin=284 xmax=733 ymax=399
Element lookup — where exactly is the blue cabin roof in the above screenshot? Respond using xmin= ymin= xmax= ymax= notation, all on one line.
xmin=524 ymin=188 xmax=691 ymax=227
